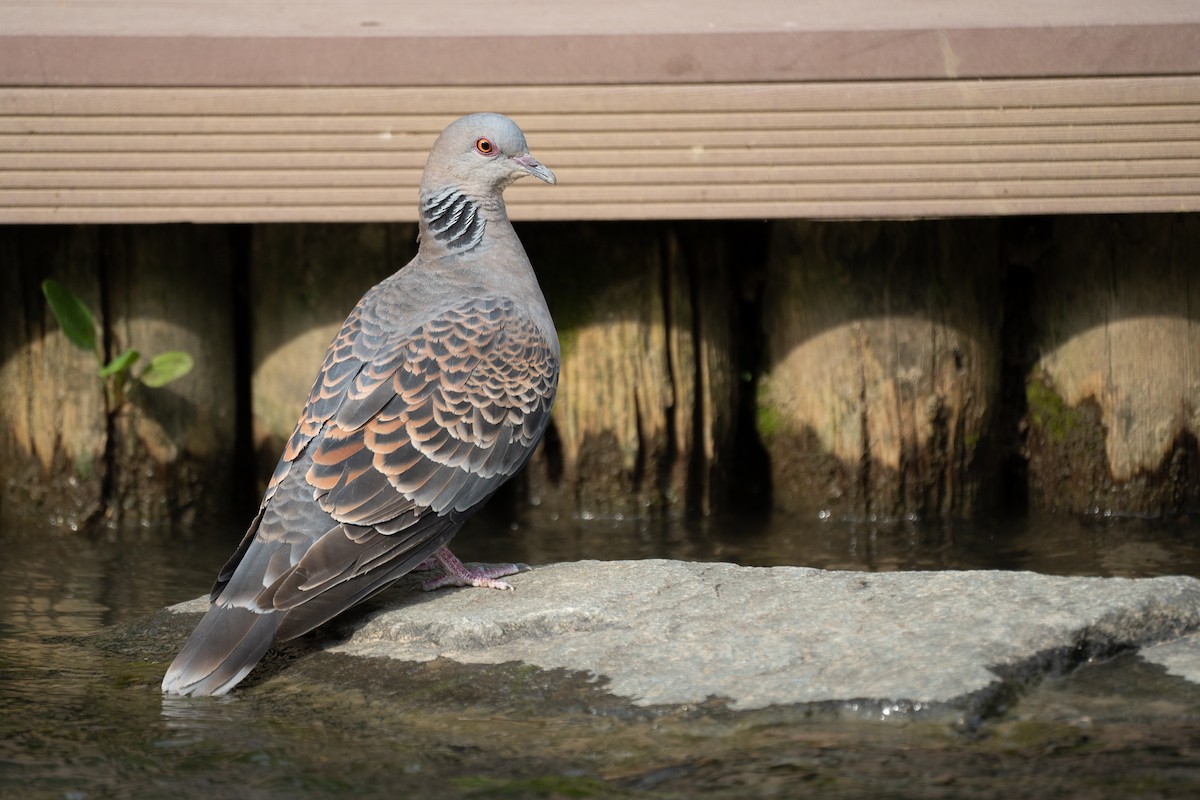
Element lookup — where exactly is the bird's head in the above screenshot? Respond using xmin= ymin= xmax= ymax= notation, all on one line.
xmin=423 ymin=113 xmax=556 ymax=194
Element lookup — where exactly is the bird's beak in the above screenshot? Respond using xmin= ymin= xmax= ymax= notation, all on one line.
xmin=512 ymin=153 xmax=557 ymax=185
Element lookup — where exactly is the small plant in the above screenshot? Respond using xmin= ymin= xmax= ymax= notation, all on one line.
xmin=41 ymin=279 xmax=194 ymax=406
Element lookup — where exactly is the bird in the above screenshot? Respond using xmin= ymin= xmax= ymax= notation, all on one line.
xmin=162 ymin=113 xmax=559 ymax=696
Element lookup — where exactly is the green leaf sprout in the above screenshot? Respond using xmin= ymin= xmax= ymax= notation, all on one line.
xmin=41 ymin=279 xmax=195 ymax=404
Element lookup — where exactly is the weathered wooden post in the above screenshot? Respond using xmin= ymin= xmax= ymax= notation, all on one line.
xmin=522 ymin=222 xmax=741 ymax=518
xmin=103 ymin=225 xmax=240 ymax=525
xmin=758 ymin=220 xmax=1003 ymax=520
xmin=1 ymin=225 xmax=240 ymax=527
xmin=1 ymin=226 xmax=108 ymax=525
xmin=1026 ymin=214 xmax=1200 ymax=516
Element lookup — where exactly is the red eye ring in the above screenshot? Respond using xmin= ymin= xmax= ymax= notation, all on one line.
xmin=475 ymin=137 xmax=496 ymax=156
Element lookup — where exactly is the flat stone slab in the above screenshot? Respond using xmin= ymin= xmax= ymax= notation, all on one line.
xmin=168 ymin=560 xmax=1200 ymax=710
xmin=308 ymin=560 xmax=1200 ymax=710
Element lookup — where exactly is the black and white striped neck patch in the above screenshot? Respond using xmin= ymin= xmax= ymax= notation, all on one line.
xmin=421 ymin=188 xmax=486 ymax=253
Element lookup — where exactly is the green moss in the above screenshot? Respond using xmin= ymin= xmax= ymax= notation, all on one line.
xmin=1026 ymin=374 xmax=1087 ymax=443
xmin=556 ymin=325 xmax=579 ymax=362
xmin=980 ymin=719 xmax=1093 ymax=754
xmin=754 ymin=376 xmax=793 ymax=440
xmin=756 ymin=401 xmax=784 ymax=440
xmin=107 ymin=662 xmax=163 ymax=689
xmin=73 ymin=448 xmax=94 ymax=481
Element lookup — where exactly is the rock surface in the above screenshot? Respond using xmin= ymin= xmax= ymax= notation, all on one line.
xmin=169 ymin=560 xmax=1200 ymax=711
xmin=1142 ymin=631 xmax=1200 ymax=684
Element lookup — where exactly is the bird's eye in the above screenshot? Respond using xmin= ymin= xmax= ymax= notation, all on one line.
xmin=475 ymin=138 xmax=496 ymax=156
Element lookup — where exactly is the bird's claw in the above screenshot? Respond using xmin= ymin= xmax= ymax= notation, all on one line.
xmin=419 ymin=546 xmax=529 ymax=592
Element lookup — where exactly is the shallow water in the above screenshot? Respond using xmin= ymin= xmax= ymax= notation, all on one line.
xmin=2 ymin=510 xmax=1200 ymax=798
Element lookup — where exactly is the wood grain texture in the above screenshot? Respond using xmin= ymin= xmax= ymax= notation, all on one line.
xmin=1026 ymin=215 xmax=1200 ymax=516
xmin=0 ymin=226 xmax=107 ymax=524
xmin=516 ymin=222 xmax=740 ymax=517
xmin=103 ymin=226 xmax=241 ymax=525
xmin=2 ymin=78 xmax=1199 ymax=222
xmin=760 ymin=220 xmax=1003 ymax=520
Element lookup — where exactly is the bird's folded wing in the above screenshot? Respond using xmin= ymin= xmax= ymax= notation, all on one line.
xmin=309 ymin=294 xmax=558 ymax=522
xmin=213 ymin=295 xmax=557 ymax=613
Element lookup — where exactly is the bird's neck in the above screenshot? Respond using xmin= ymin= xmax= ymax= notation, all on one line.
xmin=418 ymin=186 xmax=510 ymax=257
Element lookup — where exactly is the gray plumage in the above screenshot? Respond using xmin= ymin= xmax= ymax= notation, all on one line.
xmin=162 ymin=114 xmax=559 ymax=696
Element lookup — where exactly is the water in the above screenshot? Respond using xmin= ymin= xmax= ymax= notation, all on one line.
xmin=478 ymin=509 xmax=1200 ymax=578
xmin=3 ymin=510 xmax=1200 ymax=798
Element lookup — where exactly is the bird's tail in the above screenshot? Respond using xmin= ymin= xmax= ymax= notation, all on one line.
xmin=161 ymin=603 xmax=282 ymax=697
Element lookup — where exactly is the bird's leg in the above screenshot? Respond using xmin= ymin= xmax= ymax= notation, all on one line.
xmin=419 ymin=545 xmax=529 ymax=592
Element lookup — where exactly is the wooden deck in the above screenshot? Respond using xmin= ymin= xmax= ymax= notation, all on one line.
xmin=3 ymin=1 xmax=1200 ymax=222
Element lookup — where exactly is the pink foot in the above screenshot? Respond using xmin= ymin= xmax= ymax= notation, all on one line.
xmin=418 ymin=546 xmax=528 ymax=592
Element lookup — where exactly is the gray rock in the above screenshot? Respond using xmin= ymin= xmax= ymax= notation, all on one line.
xmin=300 ymin=560 xmax=1200 ymax=710
xmin=1141 ymin=631 xmax=1200 ymax=683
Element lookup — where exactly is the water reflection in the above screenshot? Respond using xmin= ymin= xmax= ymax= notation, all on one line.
xmin=158 ymin=695 xmax=243 ymax=747
xmin=456 ymin=509 xmax=1200 ymax=579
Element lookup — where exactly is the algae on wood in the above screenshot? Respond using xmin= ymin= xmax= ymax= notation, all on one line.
xmin=1027 ymin=214 xmax=1200 ymax=516
xmin=759 ymin=220 xmax=1002 ymax=520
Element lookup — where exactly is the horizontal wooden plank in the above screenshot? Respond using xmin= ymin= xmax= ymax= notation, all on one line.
xmin=7 ymin=104 xmax=1200 ymax=136
xmin=8 ymin=159 xmax=1200 ymax=192
xmin=6 ymin=78 xmax=1200 ymax=115
xmin=4 ymin=195 xmax=1197 ymax=225
xmin=5 ymin=141 xmax=1199 ymax=172
xmin=8 ymin=2 xmax=1198 ymax=39
xmin=4 ymin=4 xmax=1200 ymax=86
xmin=5 ymin=123 xmax=1198 ymax=155
xmin=3 ymin=78 xmax=1199 ymax=222
xmin=6 ymin=176 xmax=1199 ymax=209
